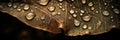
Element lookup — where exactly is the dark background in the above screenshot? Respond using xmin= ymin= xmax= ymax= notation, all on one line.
xmin=0 ymin=0 xmax=120 ymax=40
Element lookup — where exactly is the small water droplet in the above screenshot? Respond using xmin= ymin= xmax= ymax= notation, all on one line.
xmin=48 ymin=6 xmax=55 ymax=12
xmin=24 ymin=4 xmax=29 ymax=11
xmin=102 ymin=11 xmax=109 ymax=16
xmin=59 ymin=6 xmax=63 ymax=9
xmin=62 ymin=8 xmax=65 ymax=11
xmin=96 ymin=11 xmax=98 ymax=13
xmin=17 ymin=8 xmax=22 ymax=11
xmin=57 ymin=12 xmax=61 ymax=15
xmin=58 ymin=0 xmax=63 ymax=2
xmin=38 ymin=0 xmax=49 ymax=5
xmin=52 ymin=12 xmax=57 ymax=16
xmin=104 ymin=2 xmax=107 ymax=6
xmin=74 ymin=19 xmax=80 ymax=26
xmin=59 ymin=3 xmax=63 ymax=6
xmin=26 ymin=12 xmax=35 ymax=20
xmin=82 ymin=0 xmax=86 ymax=4
xmin=88 ymin=2 xmax=93 ymax=7
xmin=13 ymin=4 xmax=17 ymax=9
xmin=91 ymin=7 xmax=94 ymax=11
xmin=71 ymin=0 xmax=74 ymax=2
xmin=8 ymin=2 xmax=12 ymax=7
xmin=113 ymin=8 xmax=119 ymax=14
xmin=82 ymin=24 xmax=88 ymax=29
xmin=80 ymin=13 xmax=83 ymax=16
xmin=88 ymin=27 xmax=92 ymax=30
xmin=41 ymin=16 xmax=45 ymax=20
xmin=70 ymin=10 xmax=74 ymax=14
xmin=73 ymin=14 xmax=77 ymax=18
xmin=80 ymin=10 xmax=85 ymax=13
xmin=82 ymin=15 xmax=91 ymax=22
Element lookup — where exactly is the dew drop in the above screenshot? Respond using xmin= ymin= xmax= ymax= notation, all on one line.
xmin=70 ymin=9 xmax=74 ymax=14
xmin=24 ymin=4 xmax=30 ymax=11
xmin=88 ymin=2 xmax=93 ymax=7
xmin=38 ymin=0 xmax=49 ymax=6
xmin=82 ymin=24 xmax=88 ymax=29
xmin=26 ymin=12 xmax=35 ymax=20
xmin=82 ymin=15 xmax=91 ymax=22
xmin=102 ymin=11 xmax=109 ymax=16
xmin=48 ymin=6 xmax=55 ymax=12
xmin=51 ymin=12 xmax=57 ymax=16
xmin=82 ymin=0 xmax=86 ymax=4
xmin=58 ymin=0 xmax=63 ymax=2
xmin=91 ymin=7 xmax=94 ymax=11
xmin=113 ymin=8 xmax=119 ymax=14
xmin=41 ymin=16 xmax=45 ymax=20
xmin=74 ymin=19 xmax=80 ymax=27
xmin=80 ymin=10 xmax=85 ymax=13
xmin=17 ymin=8 xmax=22 ymax=12
xmin=8 ymin=2 xmax=12 ymax=7
xmin=73 ymin=14 xmax=77 ymax=18
xmin=13 ymin=4 xmax=17 ymax=9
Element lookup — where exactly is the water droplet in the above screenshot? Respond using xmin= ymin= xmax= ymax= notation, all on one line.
xmin=8 ymin=2 xmax=12 ymax=7
xmin=88 ymin=27 xmax=92 ymax=30
xmin=38 ymin=0 xmax=49 ymax=5
xmin=111 ymin=5 xmax=114 ymax=8
xmin=24 ymin=4 xmax=29 ymax=11
xmin=80 ymin=13 xmax=83 ymax=16
xmin=73 ymin=14 xmax=77 ymax=18
xmin=62 ymin=8 xmax=65 ymax=11
xmin=59 ymin=6 xmax=63 ymax=9
xmin=13 ymin=4 xmax=17 ymax=9
xmin=41 ymin=16 xmax=45 ymax=20
xmin=82 ymin=24 xmax=88 ymax=29
xmin=104 ymin=2 xmax=107 ymax=6
xmin=74 ymin=19 xmax=80 ymax=26
xmin=91 ymin=7 xmax=94 ymax=11
xmin=58 ymin=0 xmax=63 ymax=2
xmin=59 ymin=3 xmax=63 ymax=6
xmin=88 ymin=2 xmax=93 ymax=7
xmin=48 ymin=6 xmax=55 ymax=12
xmin=82 ymin=0 xmax=86 ymax=4
xmin=52 ymin=12 xmax=57 ymax=16
xmin=26 ymin=12 xmax=35 ymax=20
xmin=57 ymin=12 xmax=61 ymax=15
xmin=103 ymin=11 xmax=109 ymax=16
xmin=82 ymin=15 xmax=91 ymax=22
xmin=80 ymin=10 xmax=85 ymax=13
xmin=70 ymin=10 xmax=74 ymax=14
xmin=113 ymin=8 xmax=119 ymax=14
xmin=17 ymin=8 xmax=22 ymax=12
xmin=71 ymin=0 xmax=74 ymax=2
xmin=96 ymin=11 xmax=98 ymax=13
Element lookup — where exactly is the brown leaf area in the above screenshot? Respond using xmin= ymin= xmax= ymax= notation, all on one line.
xmin=0 ymin=0 xmax=120 ymax=36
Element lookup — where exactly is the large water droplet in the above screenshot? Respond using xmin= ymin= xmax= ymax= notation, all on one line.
xmin=102 ymin=11 xmax=109 ymax=16
xmin=74 ymin=19 xmax=80 ymax=27
xmin=26 ymin=12 xmax=35 ymax=20
xmin=113 ymin=8 xmax=119 ymax=14
xmin=38 ymin=0 xmax=49 ymax=6
xmin=82 ymin=15 xmax=91 ymax=22
xmin=24 ymin=4 xmax=30 ymax=11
